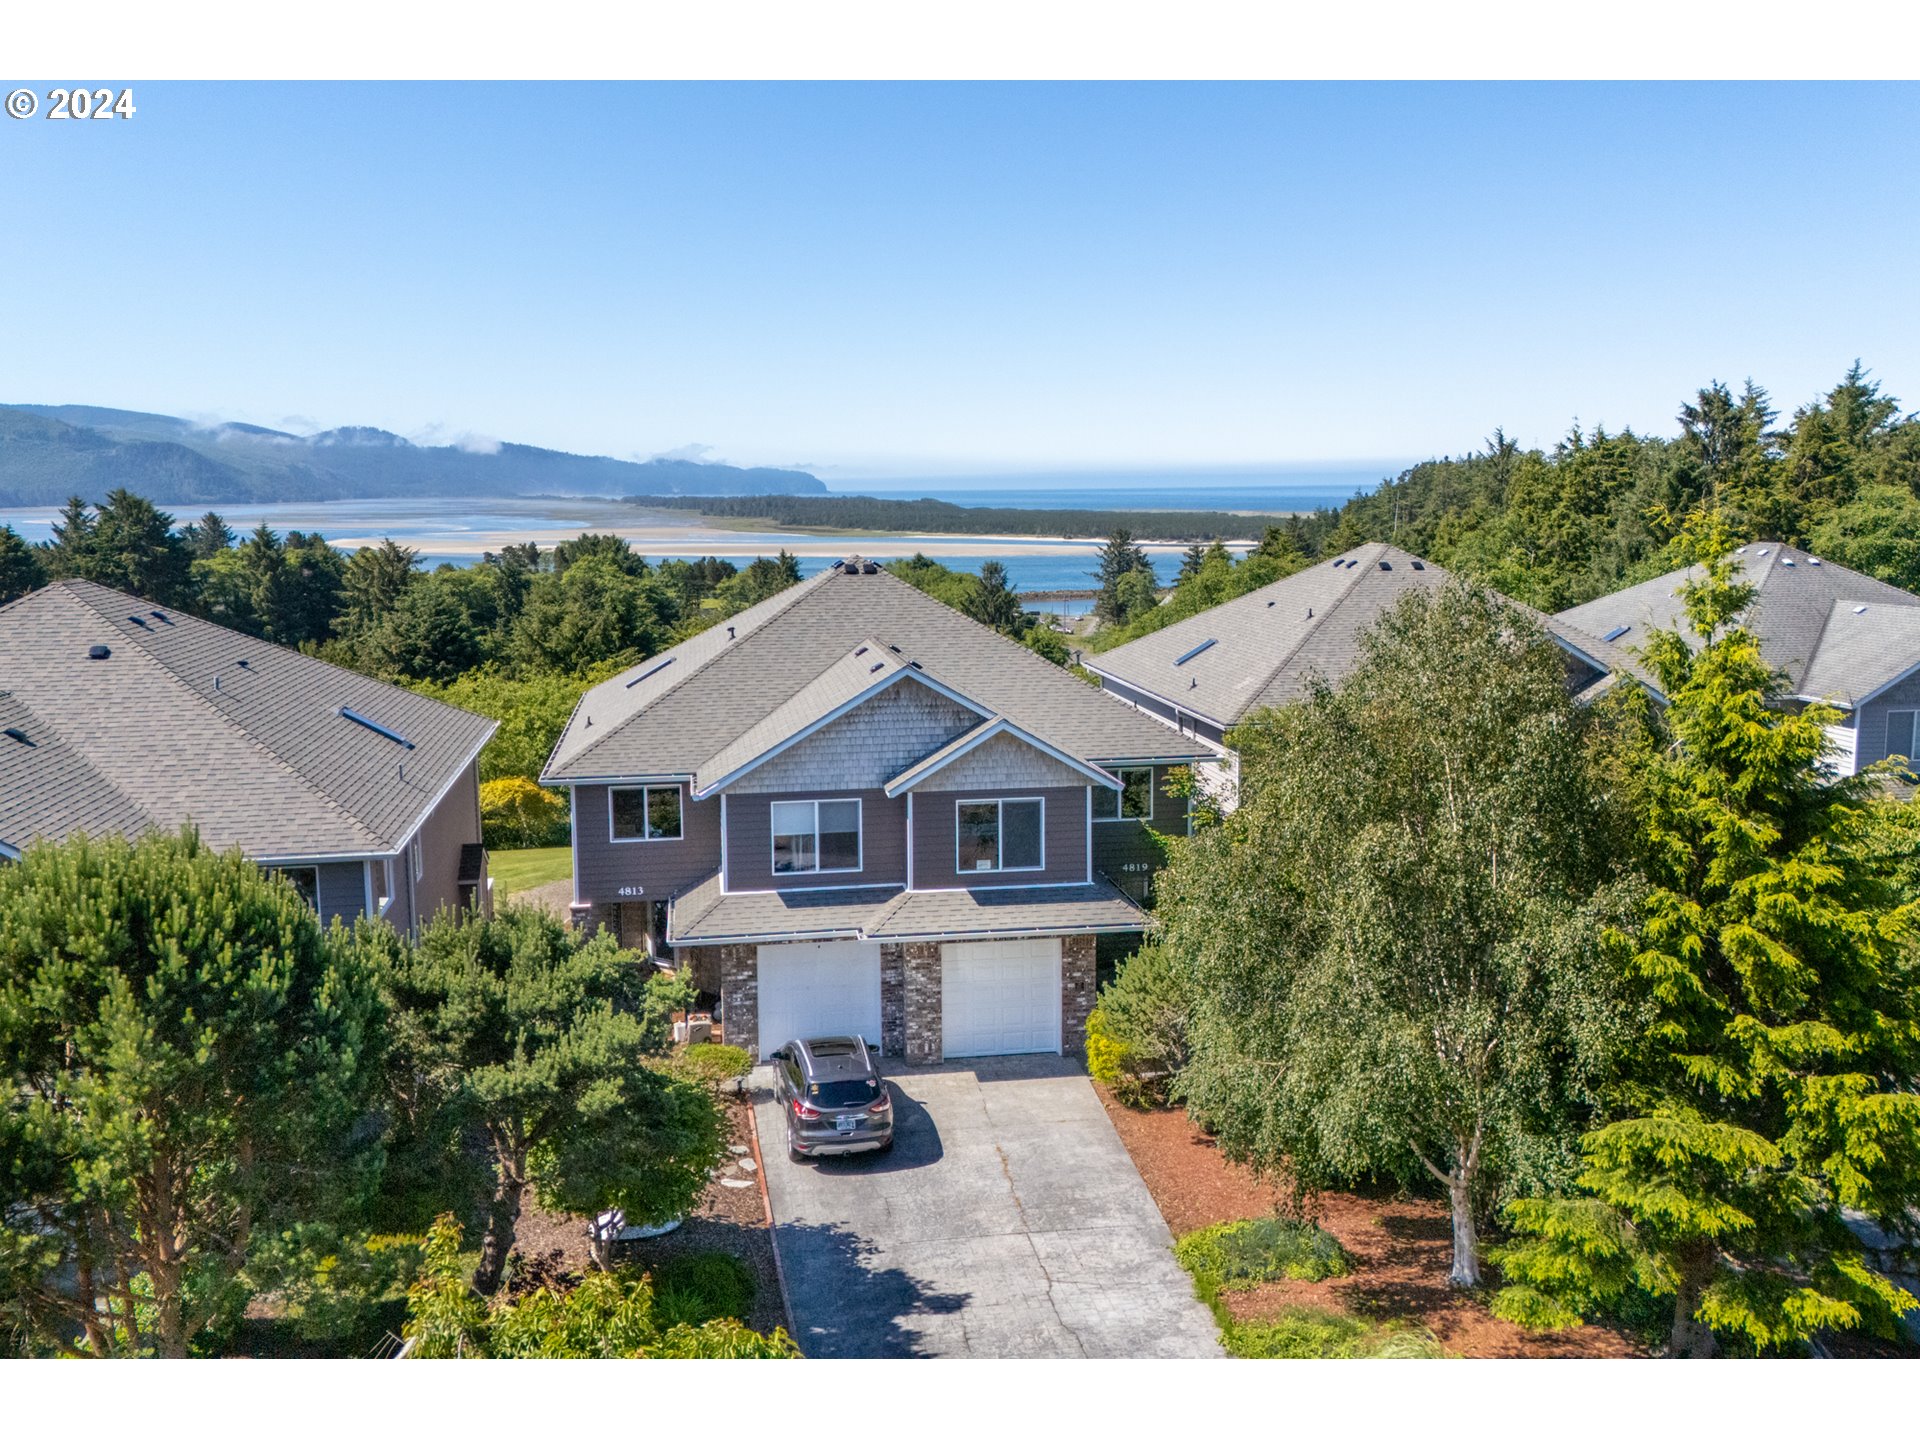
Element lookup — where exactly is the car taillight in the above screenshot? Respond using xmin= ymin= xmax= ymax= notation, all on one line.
xmin=791 ymin=1099 xmax=824 ymax=1120
xmin=868 ymin=1094 xmax=891 ymax=1114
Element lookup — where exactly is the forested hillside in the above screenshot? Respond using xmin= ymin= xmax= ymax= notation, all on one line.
xmin=0 ymin=404 xmax=826 ymax=506
xmin=1082 ymin=365 xmax=1920 ymax=643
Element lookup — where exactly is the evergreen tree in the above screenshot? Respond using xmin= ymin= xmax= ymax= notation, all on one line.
xmin=0 ymin=524 xmax=45 ymax=604
xmin=180 ymin=511 xmax=236 ymax=559
xmin=74 ymin=490 xmax=193 ymax=604
xmin=367 ymin=579 xmax=485 ymax=682
xmin=1093 ymin=528 xmax=1153 ymax=622
xmin=963 ymin=559 xmax=1024 ymax=632
xmin=42 ymin=496 xmax=95 ymax=578
xmin=1495 ymin=511 xmax=1920 ymax=1356
xmin=383 ymin=907 xmax=722 ymax=1296
xmin=510 ymin=557 xmax=672 ymax=674
xmin=336 ymin=538 xmax=420 ymax=640
xmin=553 ymin=532 xmax=648 ymax=577
xmin=1177 ymin=543 xmax=1207 ymax=583
xmin=1809 ymin=485 xmax=1920 ymax=593
xmin=0 ymin=830 xmax=385 ymax=1357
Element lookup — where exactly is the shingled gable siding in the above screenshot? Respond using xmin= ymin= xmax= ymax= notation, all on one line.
xmin=909 ymin=730 xmax=1093 ymax=792
xmin=1858 ymin=671 xmax=1920 ymax=770
xmin=910 ymin=784 xmax=1088 ymax=889
xmin=393 ymin=758 xmax=487 ymax=933
xmin=572 ymin=781 xmax=721 ymax=908
xmin=724 ymin=788 xmax=907 ymax=890
xmin=723 ymin=677 xmax=983 ymax=795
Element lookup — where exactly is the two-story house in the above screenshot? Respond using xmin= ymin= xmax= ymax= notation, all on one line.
xmin=1085 ymin=542 xmax=1644 ymax=754
xmin=540 ymin=557 xmax=1211 ymax=1062
xmin=1557 ymin=540 xmax=1920 ymax=778
xmin=0 ymin=578 xmax=496 ymax=931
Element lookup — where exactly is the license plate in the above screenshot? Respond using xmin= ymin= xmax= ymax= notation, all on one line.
xmin=835 ymin=1116 xmax=858 ymax=1133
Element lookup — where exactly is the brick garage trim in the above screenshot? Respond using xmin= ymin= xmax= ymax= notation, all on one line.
xmin=903 ymin=941 xmax=942 ymax=1064
xmin=717 ymin=943 xmax=760 ymax=1057
xmin=1060 ymin=933 xmax=1095 ymax=1058
xmin=880 ymin=942 xmax=906 ymax=1057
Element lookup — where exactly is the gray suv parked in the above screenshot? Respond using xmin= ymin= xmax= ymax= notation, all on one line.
xmin=770 ymin=1035 xmax=894 ymax=1158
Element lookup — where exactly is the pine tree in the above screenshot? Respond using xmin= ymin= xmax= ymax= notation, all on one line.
xmin=180 ymin=511 xmax=236 ymax=559
xmin=43 ymin=496 xmax=95 ymax=578
xmin=1495 ymin=509 xmax=1920 ymax=1356
xmin=0 ymin=524 xmax=46 ymax=604
xmin=1093 ymin=528 xmax=1152 ymax=622
xmin=964 ymin=559 xmax=1024 ymax=633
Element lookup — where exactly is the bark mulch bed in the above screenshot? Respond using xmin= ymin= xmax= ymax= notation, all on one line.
xmin=513 ymin=1093 xmax=787 ymax=1338
xmin=1099 ymin=1089 xmax=1646 ymax=1359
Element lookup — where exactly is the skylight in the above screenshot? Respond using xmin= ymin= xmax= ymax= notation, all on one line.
xmin=1855 ymin=605 xmax=1868 ymax=614
xmin=339 ymin=706 xmax=414 ymax=749
xmin=1603 ymin=625 xmax=1631 ymax=642
xmin=624 ymin=655 xmax=675 ymax=689
xmin=1174 ymin=639 xmax=1217 ymax=666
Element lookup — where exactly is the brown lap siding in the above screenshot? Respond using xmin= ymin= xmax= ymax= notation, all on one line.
xmin=723 ymin=788 xmax=907 ymax=890
xmin=572 ymin=781 xmax=722 ymax=907
xmin=910 ymin=784 xmax=1088 ymax=888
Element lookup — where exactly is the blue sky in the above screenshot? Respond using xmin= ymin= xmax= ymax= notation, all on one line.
xmin=2 ymin=82 xmax=1915 ymax=480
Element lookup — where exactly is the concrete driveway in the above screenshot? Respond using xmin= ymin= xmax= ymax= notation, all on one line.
xmin=752 ymin=1054 xmax=1222 ymax=1358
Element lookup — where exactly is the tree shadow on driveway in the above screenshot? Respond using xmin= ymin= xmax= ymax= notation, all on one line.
xmin=774 ymin=1218 xmax=970 ymax=1357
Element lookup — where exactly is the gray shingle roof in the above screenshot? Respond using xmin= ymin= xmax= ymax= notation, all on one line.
xmin=1556 ymin=542 xmax=1920 ymax=702
xmin=663 ymin=869 xmax=1144 ymax=944
xmin=1088 ymin=543 xmax=1643 ymax=725
xmin=543 ymin=563 xmax=1211 ymax=784
xmin=0 ymin=580 xmax=495 ymax=859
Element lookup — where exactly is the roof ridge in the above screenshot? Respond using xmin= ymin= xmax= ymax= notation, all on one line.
xmin=1236 ymin=545 xmax=1382 ymax=700
xmin=54 ymin=581 xmax=389 ymax=850
xmin=554 ymin=569 xmax=832 ymax=778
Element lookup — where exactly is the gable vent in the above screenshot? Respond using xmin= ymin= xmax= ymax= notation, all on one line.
xmin=1174 ymin=638 xmax=1217 ymax=666
xmin=339 ymin=706 xmax=414 ymax=749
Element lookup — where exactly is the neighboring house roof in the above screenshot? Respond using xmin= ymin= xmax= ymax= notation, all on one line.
xmin=1086 ymin=542 xmax=1644 ymax=728
xmin=665 ymin=869 xmax=1145 ymax=945
xmin=1556 ymin=542 xmax=1920 ymax=707
xmin=0 ymin=579 xmax=496 ymax=860
xmin=542 ymin=560 xmax=1211 ymax=784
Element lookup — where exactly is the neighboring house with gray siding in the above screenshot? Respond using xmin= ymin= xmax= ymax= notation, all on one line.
xmin=1557 ymin=541 xmax=1920 ymax=782
xmin=542 ymin=556 xmax=1210 ymax=1063
xmin=0 ymin=579 xmax=496 ymax=932
xmin=1085 ymin=543 xmax=1643 ymax=788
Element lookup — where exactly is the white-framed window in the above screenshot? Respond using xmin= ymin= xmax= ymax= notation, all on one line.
xmin=273 ymin=865 xmax=320 ymax=912
xmin=956 ymin=797 xmax=1044 ymax=873
xmin=1091 ymin=767 xmax=1154 ymax=822
xmin=1890 ymin=710 xmax=1918 ymax=768
xmin=611 ymin=785 xmax=683 ymax=842
xmin=770 ymin=798 xmax=862 ymax=874
xmin=372 ymin=857 xmax=394 ymax=914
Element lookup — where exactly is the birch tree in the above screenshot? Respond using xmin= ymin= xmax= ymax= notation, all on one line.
xmin=1161 ymin=583 xmax=1635 ymax=1286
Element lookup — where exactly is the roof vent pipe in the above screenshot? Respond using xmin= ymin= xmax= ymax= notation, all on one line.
xmin=727 ymin=626 xmax=736 ymax=639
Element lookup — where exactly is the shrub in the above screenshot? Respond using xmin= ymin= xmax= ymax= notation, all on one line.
xmin=1175 ymin=1216 xmax=1352 ymax=1296
xmin=1225 ymin=1306 xmax=1442 ymax=1359
xmin=675 ymin=1043 xmax=752 ymax=1089
xmin=650 ymin=1251 xmax=756 ymax=1328
xmin=1083 ymin=942 xmax=1191 ymax=1107
xmin=479 ymin=775 xmax=567 ymax=849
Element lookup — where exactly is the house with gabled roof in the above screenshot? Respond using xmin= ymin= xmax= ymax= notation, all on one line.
xmin=0 ymin=578 xmax=496 ymax=929
xmin=1557 ymin=541 xmax=1920 ymax=777
xmin=540 ymin=556 xmax=1212 ymax=1063
xmin=1084 ymin=542 xmax=1643 ymax=750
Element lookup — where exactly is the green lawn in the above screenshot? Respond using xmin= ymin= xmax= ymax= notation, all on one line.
xmin=491 ymin=845 xmax=573 ymax=897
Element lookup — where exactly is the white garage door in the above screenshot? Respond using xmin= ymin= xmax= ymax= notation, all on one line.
xmin=941 ymin=938 xmax=1062 ymax=1058
xmin=755 ymin=940 xmax=883 ymax=1060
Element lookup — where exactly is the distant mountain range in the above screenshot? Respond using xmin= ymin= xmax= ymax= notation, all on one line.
xmin=0 ymin=404 xmax=826 ymax=507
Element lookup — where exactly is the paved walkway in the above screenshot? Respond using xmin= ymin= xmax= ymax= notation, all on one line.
xmin=753 ymin=1054 xmax=1222 ymax=1358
